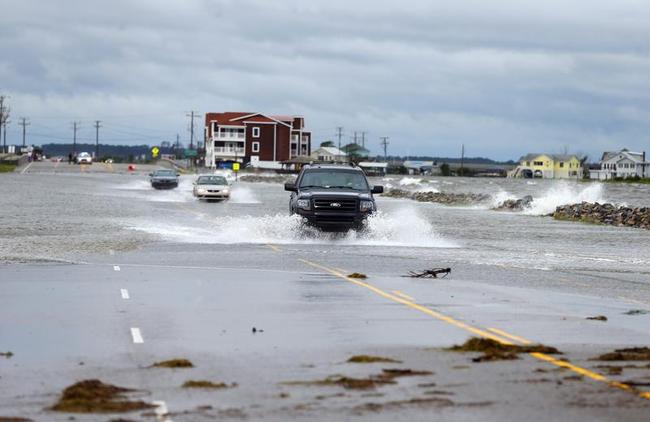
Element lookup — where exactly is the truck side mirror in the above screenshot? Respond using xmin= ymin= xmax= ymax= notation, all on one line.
xmin=284 ymin=182 xmax=297 ymax=192
xmin=371 ymin=185 xmax=384 ymax=194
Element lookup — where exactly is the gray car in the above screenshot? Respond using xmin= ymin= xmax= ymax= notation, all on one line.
xmin=149 ymin=169 xmax=179 ymax=189
xmin=193 ymin=175 xmax=230 ymax=200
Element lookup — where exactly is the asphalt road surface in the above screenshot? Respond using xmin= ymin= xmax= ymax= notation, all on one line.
xmin=2 ymin=160 xmax=650 ymax=421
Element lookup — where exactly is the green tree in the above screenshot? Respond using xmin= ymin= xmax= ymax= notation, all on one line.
xmin=440 ymin=163 xmax=451 ymax=176
xmin=320 ymin=140 xmax=335 ymax=147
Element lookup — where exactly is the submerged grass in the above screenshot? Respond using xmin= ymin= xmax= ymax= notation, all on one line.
xmin=150 ymin=358 xmax=194 ymax=368
xmin=448 ymin=337 xmax=561 ymax=362
xmin=0 ymin=163 xmax=17 ymax=173
xmin=50 ymin=379 xmax=153 ymax=413
xmin=347 ymin=273 xmax=367 ymax=279
xmin=592 ymin=347 xmax=650 ymax=361
xmin=182 ymin=380 xmax=235 ymax=389
xmin=347 ymin=355 xmax=402 ymax=364
xmin=282 ymin=368 xmax=432 ymax=391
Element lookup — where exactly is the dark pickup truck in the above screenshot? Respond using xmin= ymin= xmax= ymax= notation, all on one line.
xmin=284 ymin=164 xmax=383 ymax=231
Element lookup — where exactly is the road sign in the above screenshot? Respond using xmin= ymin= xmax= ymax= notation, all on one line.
xmin=151 ymin=146 xmax=160 ymax=158
xmin=233 ymin=162 xmax=240 ymax=172
xmin=184 ymin=149 xmax=197 ymax=158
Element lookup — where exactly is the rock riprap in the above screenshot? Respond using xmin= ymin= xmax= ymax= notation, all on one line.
xmin=381 ymin=189 xmax=490 ymax=205
xmin=553 ymin=202 xmax=650 ymax=230
xmin=492 ymin=195 xmax=533 ymax=211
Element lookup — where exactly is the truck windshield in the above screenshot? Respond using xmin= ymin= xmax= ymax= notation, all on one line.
xmin=299 ymin=170 xmax=369 ymax=191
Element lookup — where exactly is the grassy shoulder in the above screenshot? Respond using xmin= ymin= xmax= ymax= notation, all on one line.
xmin=0 ymin=163 xmax=17 ymax=173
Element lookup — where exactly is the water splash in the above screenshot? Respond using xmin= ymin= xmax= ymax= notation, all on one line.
xmin=128 ymin=206 xmax=455 ymax=248
xmin=522 ymin=182 xmax=605 ymax=215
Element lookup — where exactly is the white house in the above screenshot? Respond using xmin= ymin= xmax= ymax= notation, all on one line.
xmin=311 ymin=146 xmax=347 ymax=163
xmin=590 ymin=149 xmax=648 ymax=180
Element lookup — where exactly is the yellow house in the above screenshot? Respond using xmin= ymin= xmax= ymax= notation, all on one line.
xmin=513 ymin=154 xmax=583 ymax=179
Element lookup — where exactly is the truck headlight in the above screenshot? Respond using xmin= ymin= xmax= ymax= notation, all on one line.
xmin=297 ymin=199 xmax=311 ymax=210
xmin=360 ymin=200 xmax=374 ymax=212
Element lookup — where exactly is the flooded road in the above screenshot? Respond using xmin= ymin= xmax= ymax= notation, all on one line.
xmin=2 ymin=161 xmax=650 ymax=421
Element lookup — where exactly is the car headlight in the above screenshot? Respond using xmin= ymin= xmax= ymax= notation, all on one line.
xmin=297 ymin=199 xmax=311 ymax=210
xmin=222 ymin=188 xmax=229 ymax=193
xmin=360 ymin=200 xmax=375 ymax=212
xmin=197 ymin=188 xmax=207 ymax=194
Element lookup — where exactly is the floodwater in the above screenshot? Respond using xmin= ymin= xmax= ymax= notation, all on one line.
xmin=2 ymin=169 xmax=649 ymax=277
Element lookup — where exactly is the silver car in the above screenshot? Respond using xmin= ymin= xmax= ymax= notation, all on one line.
xmin=193 ymin=175 xmax=230 ymax=200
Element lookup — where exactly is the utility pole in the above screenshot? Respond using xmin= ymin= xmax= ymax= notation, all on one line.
xmin=353 ymin=131 xmax=358 ymax=145
xmin=460 ymin=144 xmax=465 ymax=177
xmin=72 ymin=122 xmax=80 ymax=154
xmin=380 ymin=137 xmax=389 ymax=160
xmin=94 ymin=120 xmax=102 ymax=159
xmin=176 ymin=133 xmax=180 ymax=158
xmin=336 ymin=126 xmax=343 ymax=151
xmin=19 ymin=117 xmax=30 ymax=147
xmin=2 ymin=120 xmax=7 ymax=154
xmin=186 ymin=111 xmax=199 ymax=150
xmin=361 ymin=131 xmax=366 ymax=148
xmin=0 ymin=95 xmax=9 ymax=153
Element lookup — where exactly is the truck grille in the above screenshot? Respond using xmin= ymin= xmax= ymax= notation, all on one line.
xmin=313 ymin=199 xmax=357 ymax=211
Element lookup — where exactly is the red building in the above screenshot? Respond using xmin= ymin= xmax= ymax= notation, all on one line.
xmin=204 ymin=112 xmax=311 ymax=168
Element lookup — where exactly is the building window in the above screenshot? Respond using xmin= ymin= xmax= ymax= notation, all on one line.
xmin=533 ymin=161 xmax=543 ymax=166
xmin=252 ymin=142 xmax=260 ymax=153
xmin=252 ymin=127 xmax=260 ymax=138
xmin=559 ymin=162 xmax=564 ymax=168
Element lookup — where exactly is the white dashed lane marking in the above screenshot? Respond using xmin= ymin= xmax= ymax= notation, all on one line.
xmin=130 ymin=327 xmax=144 ymax=344
xmin=153 ymin=400 xmax=173 ymax=421
xmin=120 ymin=289 xmax=130 ymax=299
xmin=113 ymin=265 xmax=120 ymax=271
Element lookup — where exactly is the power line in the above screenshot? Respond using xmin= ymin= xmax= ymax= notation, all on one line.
xmin=380 ymin=136 xmax=389 ymax=160
xmin=71 ymin=122 xmax=80 ymax=153
xmin=94 ymin=120 xmax=102 ymax=158
xmin=186 ymin=110 xmax=200 ymax=150
xmin=19 ymin=117 xmax=31 ymax=147
xmin=336 ymin=126 xmax=343 ymax=151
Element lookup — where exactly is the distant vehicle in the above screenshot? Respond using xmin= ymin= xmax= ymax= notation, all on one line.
xmin=76 ymin=152 xmax=92 ymax=164
xmin=104 ymin=158 xmax=114 ymax=164
xmin=284 ymin=164 xmax=383 ymax=231
xmin=193 ymin=175 xmax=230 ymax=200
xmin=149 ymin=169 xmax=179 ymax=189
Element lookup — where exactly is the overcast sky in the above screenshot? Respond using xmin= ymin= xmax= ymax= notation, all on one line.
xmin=2 ymin=0 xmax=650 ymax=160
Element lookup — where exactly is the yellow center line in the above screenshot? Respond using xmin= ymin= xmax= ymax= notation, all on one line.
xmin=267 ymin=244 xmax=282 ymax=252
xmin=487 ymin=327 xmax=532 ymax=345
xmin=298 ymin=258 xmax=650 ymax=402
xmin=298 ymin=258 xmax=511 ymax=344
xmin=392 ymin=290 xmax=415 ymax=302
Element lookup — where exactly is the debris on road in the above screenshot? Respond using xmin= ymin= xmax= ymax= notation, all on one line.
xmin=252 ymin=327 xmax=264 ymax=333
xmin=586 ymin=315 xmax=608 ymax=321
xmin=404 ymin=268 xmax=451 ymax=278
xmin=448 ymin=337 xmax=561 ymax=363
xmin=282 ymin=375 xmax=396 ymax=390
xmin=623 ymin=309 xmax=650 ymax=315
xmin=347 ymin=355 xmax=402 ymax=364
xmin=182 ymin=380 xmax=236 ymax=389
xmin=0 ymin=351 xmax=13 ymax=358
xmin=592 ymin=347 xmax=650 ymax=361
xmin=347 ymin=273 xmax=367 ymax=279
xmin=381 ymin=368 xmax=433 ymax=378
xmin=0 ymin=417 xmax=33 ymax=422
xmin=352 ymin=396 xmax=455 ymax=414
xmin=151 ymin=358 xmax=194 ymax=368
xmin=50 ymin=379 xmax=153 ymax=413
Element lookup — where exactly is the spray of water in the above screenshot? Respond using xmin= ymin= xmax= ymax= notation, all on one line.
xmin=128 ymin=206 xmax=455 ymax=248
xmin=522 ymin=182 xmax=605 ymax=215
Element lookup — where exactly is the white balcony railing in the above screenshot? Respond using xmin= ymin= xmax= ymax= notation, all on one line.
xmin=213 ymin=147 xmax=245 ymax=155
xmin=213 ymin=133 xmax=245 ymax=140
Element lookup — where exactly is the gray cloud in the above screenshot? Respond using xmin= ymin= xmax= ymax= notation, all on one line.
xmin=2 ymin=0 xmax=650 ymax=159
